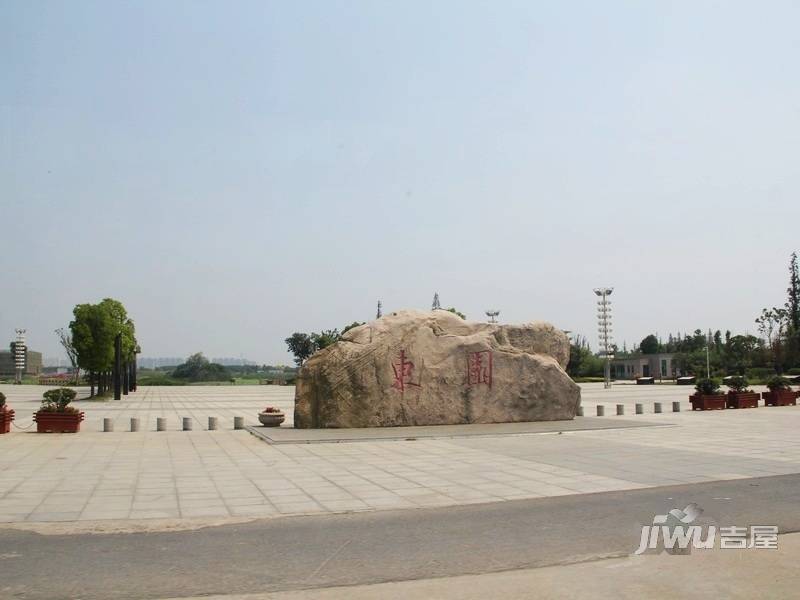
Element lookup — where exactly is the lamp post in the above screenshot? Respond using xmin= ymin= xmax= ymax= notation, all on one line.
xmin=593 ymin=288 xmax=614 ymax=389
xmin=13 ymin=329 xmax=26 ymax=385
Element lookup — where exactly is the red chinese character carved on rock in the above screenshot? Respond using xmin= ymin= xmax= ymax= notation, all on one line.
xmin=392 ymin=350 xmax=420 ymax=392
xmin=467 ymin=350 xmax=493 ymax=387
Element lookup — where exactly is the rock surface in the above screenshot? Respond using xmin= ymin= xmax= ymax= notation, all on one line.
xmin=294 ymin=310 xmax=580 ymax=428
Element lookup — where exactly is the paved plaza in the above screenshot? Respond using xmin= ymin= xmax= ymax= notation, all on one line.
xmin=1 ymin=383 xmax=799 ymax=527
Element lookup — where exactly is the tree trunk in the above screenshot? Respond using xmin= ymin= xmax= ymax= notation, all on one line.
xmin=90 ymin=371 xmax=95 ymax=397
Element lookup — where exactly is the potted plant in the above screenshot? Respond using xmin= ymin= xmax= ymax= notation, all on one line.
xmin=0 ymin=392 xmax=14 ymax=434
xmin=725 ymin=376 xmax=760 ymax=409
xmin=690 ymin=378 xmax=726 ymax=411
xmin=763 ymin=376 xmax=797 ymax=407
xmin=258 ymin=406 xmax=285 ymax=427
xmin=33 ymin=388 xmax=85 ymax=433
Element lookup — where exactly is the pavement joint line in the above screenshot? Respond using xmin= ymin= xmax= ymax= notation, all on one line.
xmin=243 ymin=422 xmax=673 ymax=445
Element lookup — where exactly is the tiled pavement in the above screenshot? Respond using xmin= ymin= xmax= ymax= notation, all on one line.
xmin=1 ymin=383 xmax=800 ymax=525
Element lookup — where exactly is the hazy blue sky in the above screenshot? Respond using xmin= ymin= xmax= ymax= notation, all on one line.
xmin=2 ymin=1 xmax=799 ymax=364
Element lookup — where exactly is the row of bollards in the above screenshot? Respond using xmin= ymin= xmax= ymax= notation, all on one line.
xmin=103 ymin=416 xmax=247 ymax=432
xmin=584 ymin=401 xmax=682 ymax=417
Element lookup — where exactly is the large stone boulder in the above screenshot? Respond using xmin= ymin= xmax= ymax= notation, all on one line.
xmin=294 ymin=309 xmax=580 ymax=428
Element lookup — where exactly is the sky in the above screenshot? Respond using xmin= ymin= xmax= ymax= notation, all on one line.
xmin=2 ymin=0 xmax=799 ymax=365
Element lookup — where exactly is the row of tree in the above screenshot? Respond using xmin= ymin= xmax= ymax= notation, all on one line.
xmin=285 ymin=322 xmax=364 ymax=366
xmin=61 ymin=298 xmax=138 ymax=396
xmin=568 ymin=252 xmax=800 ymax=379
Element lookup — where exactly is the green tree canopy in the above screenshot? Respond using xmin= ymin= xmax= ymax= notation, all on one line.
xmin=70 ymin=303 xmax=117 ymax=375
xmin=639 ymin=334 xmax=660 ymax=354
xmin=445 ymin=307 xmax=466 ymax=320
xmin=285 ymin=333 xmax=315 ymax=366
xmin=172 ymin=352 xmax=228 ymax=381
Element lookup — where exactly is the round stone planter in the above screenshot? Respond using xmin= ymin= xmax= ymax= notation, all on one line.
xmin=258 ymin=411 xmax=285 ymax=427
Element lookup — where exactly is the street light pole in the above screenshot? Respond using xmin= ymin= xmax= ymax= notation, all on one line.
xmin=594 ymin=288 xmax=614 ymax=389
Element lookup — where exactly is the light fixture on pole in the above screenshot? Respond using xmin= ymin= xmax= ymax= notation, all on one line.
xmin=14 ymin=328 xmax=26 ymax=385
xmin=485 ymin=309 xmax=500 ymax=323
xmin=593 ymin=288 xmax=614 ymax=389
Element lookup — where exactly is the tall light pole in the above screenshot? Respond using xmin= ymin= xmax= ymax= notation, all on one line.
xmin=14 ymin=329 xmax=26 ymax=385
xmin=594 ymin=288 xmax=614 ymax=389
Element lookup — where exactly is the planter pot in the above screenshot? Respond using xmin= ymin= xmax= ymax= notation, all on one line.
xmin=762 ymin=391 xmax=797 ymax=407
xmin=0 ymin=408 xmax=14 ymax=434
xmin=33 ymin=411 xmax=85 ymax=433
xmin=258 ymin=412 xmax=285 ymax=427
xmin=689 ymin=394 xmax=726 ymax=411
xmin=726 ymin=391 xmax=760 ymax=409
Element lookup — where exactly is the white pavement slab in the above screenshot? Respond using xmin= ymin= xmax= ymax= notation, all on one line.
xmin=1 ymin=383 xmax=800 ymax=526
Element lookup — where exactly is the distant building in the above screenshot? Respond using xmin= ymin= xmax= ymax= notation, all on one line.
xmin=0 ymin=347 xmax=43 ymax=377
xmin=137 ymin=357 xmax=185 ymax=369
xmin=610 ymin=353 xmax=680 ymax=380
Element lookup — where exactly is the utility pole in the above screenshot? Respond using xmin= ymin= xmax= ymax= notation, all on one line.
xmin=594 ymin=288 xmax=614 ymax=389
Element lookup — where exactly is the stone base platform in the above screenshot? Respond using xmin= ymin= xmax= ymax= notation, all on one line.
xmin=246 ymin=417 xmax=665 ymax=445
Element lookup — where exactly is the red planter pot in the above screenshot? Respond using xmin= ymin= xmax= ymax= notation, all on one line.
xmin=762 ymin=391 xmax=797 ymax=407
xmin=690 ymin=394 xmax=726 ymax=411
xmin=33 ymin=411 xmax=85 ymax=433
xmin=726 ymin=391 xmax=760 ymax=409
xmin=0 ymin=408 xmax=15 ymax=434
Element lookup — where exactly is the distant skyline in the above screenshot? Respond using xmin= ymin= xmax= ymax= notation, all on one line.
xmin=2 ymin=1 xmax=799 ymax=364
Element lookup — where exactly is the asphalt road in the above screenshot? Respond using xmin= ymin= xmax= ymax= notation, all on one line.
xmin=2 ymin=474 xmax=799 ymax=600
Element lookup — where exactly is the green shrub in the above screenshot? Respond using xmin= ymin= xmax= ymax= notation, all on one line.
xmin=726 ymin=376 xmax=751 ymax=393
xmin=695 ymin=378 xmax=721 ymax=395
xmin=746 ymin=367 xmax=775 ymax=381
xmin=138 ymin=374 xmax=183 ymax=386
xmin=788 ymin=368 xmax=800 ymax=376
xmin=0 ymin=392 xmax=6 ymax=408
xmin=766 ymin=376 xmax=791 ymax=392
xmin=41 ymin=387 xmax=77 ymax=412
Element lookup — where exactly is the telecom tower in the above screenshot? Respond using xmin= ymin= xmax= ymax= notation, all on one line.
xmin=431 ymin=293 xmax=441 ymax=311
xmin=376 ymin=300 xmax=382 ymax=319
xmin=593 ymin=288 xmax=614 ymax=388
xmin=485 ymin=309 xmax=500 ymax=323
xmin=14 ymin=329 xmax=26 ymax=385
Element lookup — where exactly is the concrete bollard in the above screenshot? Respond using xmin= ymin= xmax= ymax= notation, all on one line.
xmin=156 ymin=417 xmax=167 ymax=431
xmin=208 ymin=417 xmax=218 ymax=431
xmin=234 ymin=416 xmax=245 ymax=430
xmin=654 ymin=402 xmax=662 ymax=414
xmin=577 ymin=406 xmax=584 ymax=417
xmin=103 ymin=418 xmax=113 ymax=432
xmin=635 ymin=403 xmax=643 ymax=415
xmin=596 ymin=405 xmax=605 ymax=417
xmin=616 ymin=404 xmax=625 ymax=416
xmin=182 ymin=417 xmax=192 ymax=431
xmin=130 ymin=418 xmax=140 ymax=432
xmin=672 ymin=401 xmax=681 ymax=413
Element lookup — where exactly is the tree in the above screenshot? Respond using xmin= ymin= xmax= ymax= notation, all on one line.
xmin=99 ymin=298 xmax=137 ymax=363
xmin=311 ymin=329 xmax=340 ymax=351
xmin=787 ymin=252 xmax=800 ymax=333
xmin=285 ymin=333 xmax=315 ymax=366
xmin=70 ymin=303 xmax=116 ymax=396
xmin=55 ymin=328 xmax=80 ymax=384
xmin=342 ymin=321 xmax=365 ymax=334
xmin=445 ymin=307 xmax=466 ymax=320
xmin=172 ymin=352 xmax=228 ymax=381
xmin=725 ymin=334 xmax=761 ymax=375
xmin=639 ymin=334 xmax=660 ymax=354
